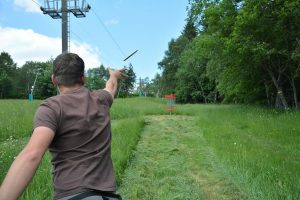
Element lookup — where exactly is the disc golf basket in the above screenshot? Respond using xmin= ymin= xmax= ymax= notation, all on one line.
xmin=164 ymin=94 xmax=176 ymax=114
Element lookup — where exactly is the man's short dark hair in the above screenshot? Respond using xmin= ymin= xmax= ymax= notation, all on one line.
xmin=53 ymin=53 xmax=85 ymax=86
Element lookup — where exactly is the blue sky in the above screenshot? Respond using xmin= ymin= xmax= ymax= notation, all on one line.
xmin=0 ymin=0 xmax=189 ymax=79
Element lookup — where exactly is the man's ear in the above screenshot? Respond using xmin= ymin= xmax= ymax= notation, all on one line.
xmin=80 ymin=76 xmax=85 ymax=85
xmin=51 ymin=75 xmax=57 ymax=86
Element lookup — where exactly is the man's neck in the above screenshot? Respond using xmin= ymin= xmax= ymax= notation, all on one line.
xmin=58 ymin=84 xmax=82 ymax=94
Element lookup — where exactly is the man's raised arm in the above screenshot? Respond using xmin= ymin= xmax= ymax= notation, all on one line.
xmin=104 ymin=68 xmax=127 ymax=97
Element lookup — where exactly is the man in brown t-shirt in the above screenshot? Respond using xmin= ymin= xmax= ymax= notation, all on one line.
xmin=0 ymin=53 xmax=126 ymax=200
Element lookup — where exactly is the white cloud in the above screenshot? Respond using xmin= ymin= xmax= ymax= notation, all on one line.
xmin=0 ymin=26 xmax=101 ymax=69
xmin=14 ymin=0 xmax=41 ymax=13
xmin=70 ymin=41 xmax=101 ymax=69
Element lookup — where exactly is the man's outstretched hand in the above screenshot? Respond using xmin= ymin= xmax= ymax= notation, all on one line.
xmin=107 ymin=68 xmax=128 ymax=80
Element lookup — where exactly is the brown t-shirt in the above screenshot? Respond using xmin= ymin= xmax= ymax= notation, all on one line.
xmin=34 ymin=86 xmax=116 ymax=200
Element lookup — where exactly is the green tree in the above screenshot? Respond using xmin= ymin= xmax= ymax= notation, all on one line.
xmin=0 ymin=52 xmax=17 ymax=98
xmin=176 ymin=35 xmax=217 ymax=103
xmin=136 ymin=77 xmax=158 ymax=97
xmin=158 ymin=36 xmax=189 ymax=94
xmin=222 ymin=0 xmax=300 ymax=108
xmin=176 ymin=0 xmax=240 ymax=103
xmin=117 ymin=64 xmax=136 ymax=98
xmin=187 ymin=0 xmax=300 ymax=109
xmin=182 ymin=18 xmax=198 ymax=41
xmin=150 ymin=73 xmax=163 ymax=97
xmin=85 ymin=64 xmax=107 ymax=90
xmin=158 ymin=17 xmax=198 ymax=96
xmin=16 ymin=61 xmax=56 ymax=99
xmin=34 ymin=61 xmax=56 ymax=99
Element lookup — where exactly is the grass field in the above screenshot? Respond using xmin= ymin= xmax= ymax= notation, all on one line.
xmin=0 ymin=98 xmax=299 ymax=199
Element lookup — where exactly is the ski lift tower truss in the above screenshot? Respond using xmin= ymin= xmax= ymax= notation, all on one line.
xmin=40 ymin=0 xmax=91 ymax=18
xmin=40 ymin=0 xmax=91 ymax=52
xmin=40 ymin=0 xmax=61 ymax=19
xmin=68 ymin=0 xmax=91 ymax=17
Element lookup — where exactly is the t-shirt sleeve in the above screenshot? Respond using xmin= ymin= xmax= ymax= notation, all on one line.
xmin=98 ymin=89 xmax=114 ymax=107
xmin=34 ymin=101 xmax=58 ymax=133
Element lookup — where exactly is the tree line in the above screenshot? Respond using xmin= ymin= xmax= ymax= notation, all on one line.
xmin=155 ymin=0 xmax=300 ymax=109
xmin=0 ymin=52 xmax=136 ymax=99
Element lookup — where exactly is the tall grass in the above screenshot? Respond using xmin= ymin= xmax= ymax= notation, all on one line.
xmin=180 ymin=105 xmax=300 ymax=200
xmin=0 ymin=99 xmax=299 ymax=199
xmin=110 ymin=97 xmax=166 ymax=119
xmin=111 ymin=117 xmax=145 ymax=185
xmin=0 ymin=98 xmax=166 ymax=199
xmin=0 ymin=100 xmax=40 ymax=141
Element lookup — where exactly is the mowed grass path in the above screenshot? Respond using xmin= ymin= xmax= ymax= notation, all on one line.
xmin=119 ymin=115 xmax=245 ymax=200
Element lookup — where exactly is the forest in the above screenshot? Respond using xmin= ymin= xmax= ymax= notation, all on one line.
xmin=156 ymin=0 xmax=300 ymax=109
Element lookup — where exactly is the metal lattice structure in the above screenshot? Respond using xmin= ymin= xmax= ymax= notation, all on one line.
xmin=40 ymin=0 xmax=61 ymax=19
xmin=68 ymin=0 xmax=91 ymax=17
xmin=40 ymin=0 xmax=90 ymax=18
xmin=40 ymin=0 xmax=91 ymax=52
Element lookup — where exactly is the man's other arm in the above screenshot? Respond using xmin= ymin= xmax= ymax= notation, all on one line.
xmin=0 ymin=127 xmax=54 ymax=200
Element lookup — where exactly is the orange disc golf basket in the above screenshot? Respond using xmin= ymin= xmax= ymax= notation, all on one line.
xmin=164 ymin=94 xmax=176 ymax=114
